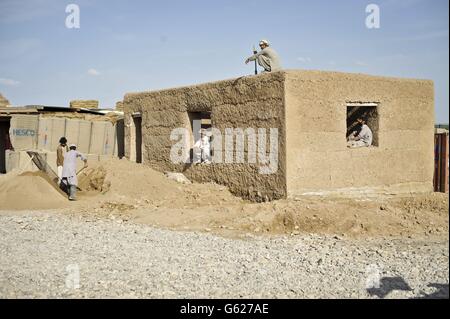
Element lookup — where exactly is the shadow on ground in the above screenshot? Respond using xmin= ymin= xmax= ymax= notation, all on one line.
xmin=367 ymin=277 xmax=449 ymax=299
xmin=415 ymin=283 xmax=449 ymax=299
xmin=367 ymin=276 xmax=412 ymax=298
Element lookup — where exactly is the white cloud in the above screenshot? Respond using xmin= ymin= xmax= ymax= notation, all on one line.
xmin=0 ymin=78 xmax=20 ymax=86
xmin=87 ymin=68 xmax=100 ymax=76
xmin=355 ymin=61 xmax=369 ymax=66
xmin=297 ymin=57 xmax=312 ymax=63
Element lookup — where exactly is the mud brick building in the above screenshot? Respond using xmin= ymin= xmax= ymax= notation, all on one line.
xmin=123 ymin=70 xmax=435 ymax=201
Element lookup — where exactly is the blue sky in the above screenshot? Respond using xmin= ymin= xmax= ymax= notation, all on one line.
xmin=0 ymin=0 xmax=448 ymax=122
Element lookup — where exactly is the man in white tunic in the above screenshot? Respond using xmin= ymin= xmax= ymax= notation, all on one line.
xmin=200 ymin=130 xmax=211 ymax=164
xmin=347 ymin=117 xmax=373 ymax=148
xmin=245 ymin=39 xmax=282 ymax=73
xmin=61 ymin=144 xmax=88 ymax=200
xmin=192 ymin=129 xmax=211 ymax=164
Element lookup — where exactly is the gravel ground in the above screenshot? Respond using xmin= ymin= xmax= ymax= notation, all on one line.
xmin=0 ymin=211 xmax=448 ymax=299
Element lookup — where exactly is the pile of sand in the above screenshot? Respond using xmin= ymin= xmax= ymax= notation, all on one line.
xmin=0 ymin=171 xmax=67 ymax=210
xmin=78 ymin=166 xmax=110 ymax=192
xmin=94 ymin=158 xmax=239 ymax=206
xmin=1 ymin=158 xmax=448 ymax=239
xmin=71 ymin=159 xmax=448 ymax=239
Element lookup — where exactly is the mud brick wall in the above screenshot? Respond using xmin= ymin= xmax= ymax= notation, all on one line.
xmin=284 ymin=70 xmax=435 ymax=196
xmin=70 ymin=100 xmax=99 ymax=109
xmin=124 ymin=72 xmax=287 ymax=201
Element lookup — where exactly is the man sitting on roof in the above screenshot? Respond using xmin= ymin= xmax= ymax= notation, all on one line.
xmin=245 ymin=39 xmax=282 ymax=73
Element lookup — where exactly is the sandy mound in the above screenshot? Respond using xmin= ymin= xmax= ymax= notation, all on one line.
xmin=71 ymin=159 xmax=449 ymax=239
xmin=1 ymin=158 xmax=448 ymax=239
xmin=91 ymin=158 xmax=240 ymax=206
xmin=78 ymin=166 xmax=110 ymax=192
xmin=0 ymin=171 xmax=67 ymax=210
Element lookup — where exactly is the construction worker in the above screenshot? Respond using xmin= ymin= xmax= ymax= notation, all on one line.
xmin=347 ymin=117 xmax=373 ymax=148
xmin=57 ymin=137 xmax=68 ymax=183
xmin=61 ymin=144 xmax=87 ymax=200
xmin=245 ymin=39 xmax=282 ymax=73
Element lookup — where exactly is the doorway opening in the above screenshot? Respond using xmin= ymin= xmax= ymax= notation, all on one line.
xmin=0 ymin=117 xmax=12 ymax=173
xmin=116 ymin=118 xmax=125 ymax=159
xmin=132 ymin=113 xmax=142 ymax=163
xmin=187 ymin=111 xmax=212 ymax=163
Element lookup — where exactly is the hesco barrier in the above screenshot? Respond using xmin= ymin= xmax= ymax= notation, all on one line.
xmin=9 ymin=114 xmax=119 ymax=156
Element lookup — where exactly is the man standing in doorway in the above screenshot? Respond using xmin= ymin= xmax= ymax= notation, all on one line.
xmin=193 ymin=129 xmax=211 ymax=164
xmin=61 ymin=144 xmax=88 ymax=201
xmin=245 ymin=39 xmax=282 ymax=73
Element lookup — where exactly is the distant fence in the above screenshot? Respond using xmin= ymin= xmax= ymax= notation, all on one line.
xmin=434 ymin=132 xmax=449 ymax=193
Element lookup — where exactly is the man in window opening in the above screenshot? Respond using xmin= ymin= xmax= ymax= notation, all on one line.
xmin=193 ymin=129 xmax=211 ymax=164
xmin=245 ymin=39 xmax=282 ymax=73
xmin=347 ymin=117 xmax=373 ymax=148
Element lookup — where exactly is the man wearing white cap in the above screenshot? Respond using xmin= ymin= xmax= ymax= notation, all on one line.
xmin=61 ymin=144 xmax=88 ymax=200
xmin=192 ymin=129 xmax=211 ymax=164
xmin=245 ymin=39 xmax=282 ymax=73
